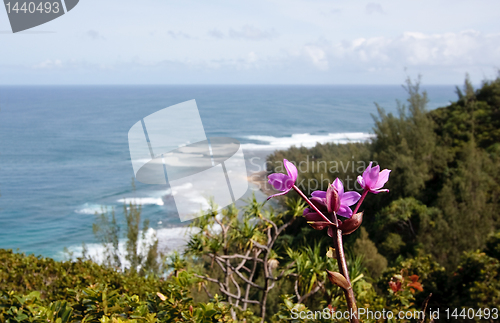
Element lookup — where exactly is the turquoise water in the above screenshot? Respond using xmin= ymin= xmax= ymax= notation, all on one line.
xmin=0 ymin=85 xmax=457 ymax=258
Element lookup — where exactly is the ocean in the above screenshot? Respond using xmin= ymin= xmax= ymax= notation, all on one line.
xmin=0 ymin=85 xmax=457 ymax=259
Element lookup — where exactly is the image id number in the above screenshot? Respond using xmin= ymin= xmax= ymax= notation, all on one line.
xmin=5 ymin=2 xmax=60 ymax=14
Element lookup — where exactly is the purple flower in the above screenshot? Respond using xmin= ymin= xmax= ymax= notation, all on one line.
xmin=267 ymin=159 xmax=298 ymax=199
xmin=357 ymin=162 xmax=391 ymax=194
xmin=308 ymin=178 xmax=361 ymax=219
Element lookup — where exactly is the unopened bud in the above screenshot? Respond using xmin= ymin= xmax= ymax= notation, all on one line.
xmin=326 ymin=185 xmax=340 ymax=214
xmin=340 ymin=212 xmax=363 ymax=235
xmin=326 ymin=270 xmax=350 ymax=290
xmin=308 ymin=221 xmax=332 ymax=231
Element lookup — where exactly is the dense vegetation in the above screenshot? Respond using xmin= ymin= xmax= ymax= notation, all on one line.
xmin=266 ymin=75 xmax=500 ymax=313
xmin=2 ymin=75 xmax=500 ymax=322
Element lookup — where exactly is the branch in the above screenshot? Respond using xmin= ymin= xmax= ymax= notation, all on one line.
xmin=251 ymin=240 xmax=269 ymax=251
xmin=267 ymin=261 xmax=296 ymax=281
xmin=220 ymin=288 xmax=261 ymax=305
xmin=221 ymin=257 xmax=265 ymax=290
xmin=298 ymin=281 xmax=324 ymax=304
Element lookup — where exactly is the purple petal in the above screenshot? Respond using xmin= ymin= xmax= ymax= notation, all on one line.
xmin=311 ymin=190 xmax=326 ymax=199
xmin=332 ymin=178 xmax=344 ymax=197
xmin=267 ymin=189 xmax=291 ymax=200
xmin=310 ymin=197 xmax=327 ymax=212
xmin=357 ymin=175 xmax=365 ymax=189
xmin=284 ymin=159 xmax=298 ymax=183
xmin=304 ymin=210 xmax=324 ymax=222
xmin=370 ymin=188 xmax=389 ymax=194
xmin=268 ymin=173 xmax=293 ymax=191
xmin=341 ymin=191 xmax=361 ymax=207
xmin=362 ymin=162 xmax=373 ymax=179
xmin=374 ymin=169 xmax=391 ymax=189
xmin=337 ymin=205 xmax=353 ymax=218
xmin=366 ymin=164 xmax=380 ymax=189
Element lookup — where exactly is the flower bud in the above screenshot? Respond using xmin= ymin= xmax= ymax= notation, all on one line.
xmin=340 ymin=212 xmax=363 ymax=235
xmin=326 ymin=185 xmax=340 ymax=214
xmin=308 ymin=221 xmax=333 ymax=231
xmin=326 ymin=270 xmax=350 ymax=290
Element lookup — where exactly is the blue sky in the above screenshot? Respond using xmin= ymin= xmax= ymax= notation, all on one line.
xmin=1 ymin=0 xmax=499 ymax=85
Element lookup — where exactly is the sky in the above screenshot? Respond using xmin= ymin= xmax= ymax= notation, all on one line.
xmin=0 ymin=0 xmax=499 ymax=85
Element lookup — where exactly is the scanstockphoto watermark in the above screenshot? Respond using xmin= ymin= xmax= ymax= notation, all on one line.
xmin=290 ymin=307 xmax=441 ymax=321
xmin=291 ymin=307 xmax=499 ymax=321
xmin=248 ymin=156 xmax=376 ymax=192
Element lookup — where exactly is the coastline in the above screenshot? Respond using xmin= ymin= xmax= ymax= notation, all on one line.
xmin=155 ymin=148 xmax=275 ymax=255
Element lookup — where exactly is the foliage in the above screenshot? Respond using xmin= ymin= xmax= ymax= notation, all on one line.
xmin=92 ymin=203 xmax=161 ymax=275
xmin=266 ymin=74 xmax=500 ymax=311
xmin=352 ymin=227 xmax=387 ymax=278
xmin=5 ymin=75 xmax=500 ymax=322
xmin=185 ymin=196 xmax=306 ymax=321
xmin=0 ymin=250 xmax=238 ymax=322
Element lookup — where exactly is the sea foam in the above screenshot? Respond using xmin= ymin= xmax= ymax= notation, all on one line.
xmin=241 ymin=132 xmax=374 ymax=150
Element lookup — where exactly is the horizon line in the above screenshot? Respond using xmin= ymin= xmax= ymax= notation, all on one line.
xmin=0 ymin=83 xmax=460 ymax=87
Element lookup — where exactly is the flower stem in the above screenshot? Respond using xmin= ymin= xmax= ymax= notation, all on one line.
xmin=352 ymin=189 xmax=368 ymax=215
xmin=292 ymin=185 xmax=336 ymax=227
xmin=333 ymin=228 xmax=359 ymax=323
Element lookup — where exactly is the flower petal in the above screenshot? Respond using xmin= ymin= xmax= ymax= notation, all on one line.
xmin=284 ymin=159 xmax=298 ymax=183
xmin=370 ymin=188 xmax=389 ymax=194
xmin=310 ymin=197 xmax=328 ymax=213
xmin=341 ymin=191 xmax=361 ymax=207
xmin=337 ymin=205 xmax=353 ymax=218
xmin=362 ymin=162 xmax=373 ymax=179
xmin=332 ymin=178 xmax=344 ymax=197
xmin=304 ymin=210 xmax=325 ymax=222
xmin=357 ymin=175 xmax=365 ymax=189
xmin=366 ymin=164 xmax=380 ymax=189
xmin=268 ymin=173 xmax=293 ymax=191
xmin=374 ymin=169 xmax=391 ymax=189
xmin=311 ymin=190 xmax=326 ymax=199
xmin=267 ymin=189 xmax=291 ymax=200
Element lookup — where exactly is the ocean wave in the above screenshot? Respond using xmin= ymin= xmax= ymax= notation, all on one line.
xmin=59 ymin=226 xmax=201 ymax=267
xmin=117 ymin=197 xmax=165 ymax=206
xmin=75 ymin=203 xmax=110 ymax=215
xmin=241 ymin=132 xmax=374 ymax=150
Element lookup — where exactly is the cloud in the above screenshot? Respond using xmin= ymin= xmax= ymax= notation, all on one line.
xmin=86 ymin=30 xmax=105 ymax=40
xmin=304 ymin=45 xmax=329 ymax=70
xmin=167 ymin=30 xmax=193 ymax=39
xmin=32 ymin=59 xmax=63 ymax=69
xmin=31 ymin=59 xmax=113 ymax=71
xmin=208 ymin=29 xmax=225 ymax=39
xmin=307 ymin=30 xmax=500 ymax=70
xmin=22 ymin=30 xmax=500 ymax=84
xmin=209 ymin=26 xmax=277 ymax=40
xmin=365 ymin=2 xmax=384 ymax=15
xmin=229 ymin=25 xmax=277 ymax=40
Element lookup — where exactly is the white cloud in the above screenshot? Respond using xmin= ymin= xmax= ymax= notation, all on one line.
xmin=209 ymin=25 xmax=278 ymax=40
xmin=304 ymin=45 xmax=329 ymax=70
xmin=167 ymin=30 xmax=193 ymax=39
xmin=33 ymin=59 xmax=63 ymax=69
xmin=326 ymin=30 xmax=500 ymax=68
xmin=229 ymin=25 xmax=278 ymax=40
